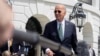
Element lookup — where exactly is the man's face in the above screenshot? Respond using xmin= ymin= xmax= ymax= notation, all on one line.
xmin=54 ymin=5 xmax=66 ymax=22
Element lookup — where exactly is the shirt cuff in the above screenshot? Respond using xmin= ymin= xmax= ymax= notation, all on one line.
xmin=45 ymin=48 xmax=51 ymax=54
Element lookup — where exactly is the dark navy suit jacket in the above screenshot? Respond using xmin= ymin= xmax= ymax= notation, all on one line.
xmin=43 ymin=20 xmax=78 ymax=56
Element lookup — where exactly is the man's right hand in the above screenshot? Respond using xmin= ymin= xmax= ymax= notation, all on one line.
xmin=46 ymin=48 xmax=55 ymax=56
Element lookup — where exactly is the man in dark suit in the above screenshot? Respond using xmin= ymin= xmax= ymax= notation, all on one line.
xmin=43 ymin=4 xmax=78 ymax=56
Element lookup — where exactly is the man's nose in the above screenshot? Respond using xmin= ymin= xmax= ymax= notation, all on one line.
xmin=55 ymin=12 xmax=59 ymax=15
xmin=55 ymin=12 xmax=59 ymax=14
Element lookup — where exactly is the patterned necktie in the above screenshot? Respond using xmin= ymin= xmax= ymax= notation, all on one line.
xmin=58 ymin=23 xmax=63 ymax=41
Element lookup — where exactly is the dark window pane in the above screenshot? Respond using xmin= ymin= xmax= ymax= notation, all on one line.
xmin=78 ymin=0 xmax=92 ymax=5
xmin=98 ymin=30 xmax=100 ymax=54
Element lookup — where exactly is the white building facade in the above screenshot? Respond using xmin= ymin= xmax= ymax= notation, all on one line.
xmin=11 ymin=0 xmax=100 ymax=56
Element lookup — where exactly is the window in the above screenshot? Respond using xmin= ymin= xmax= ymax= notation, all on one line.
xmin=99 ymin=1 xmax=100 ymax=10
xmin=78 ymin=0 xmax=92 ymax=5
xmin=98 ymin=37 xmax=100 ymax=54
xmin=98 ymin=27 xmax=100 ymax=54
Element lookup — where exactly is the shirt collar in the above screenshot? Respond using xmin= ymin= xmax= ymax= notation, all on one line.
xmin=57 ymin=19 xmax=65 ymax=25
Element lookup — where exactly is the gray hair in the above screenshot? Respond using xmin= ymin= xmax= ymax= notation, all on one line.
xmin=77 ymin=41 xmax=89 ymax=56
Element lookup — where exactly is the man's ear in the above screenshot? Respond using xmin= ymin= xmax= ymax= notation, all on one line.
xmin=64 ymin=11 xmax=66 ymax=16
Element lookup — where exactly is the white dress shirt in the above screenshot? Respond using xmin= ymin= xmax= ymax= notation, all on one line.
xmin=89 ymin=48 xmax=93 ymax=56
xmin=57 ymin=19 xmax=65 ymax=37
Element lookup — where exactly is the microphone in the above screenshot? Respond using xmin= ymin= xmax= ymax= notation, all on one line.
xmin=13 ymin=29 xmax=39 ymax=45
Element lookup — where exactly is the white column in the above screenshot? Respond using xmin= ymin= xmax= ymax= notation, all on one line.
xmin=92 ymin=0 xmax=100 ymax=9
xmin=35 ymin=44 xmax=41 ymax=56
xmin=77 ymin=27 xmax=83 ymax=41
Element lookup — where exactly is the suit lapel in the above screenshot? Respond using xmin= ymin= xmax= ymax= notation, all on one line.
xmin=64 ymin=21 xmax=69 ymax=40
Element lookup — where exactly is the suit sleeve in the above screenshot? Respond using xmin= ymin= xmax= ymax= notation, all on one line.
xmin=71 ymin=24 xmax=78 ymax=55
xmin=42 ymin=23 xmax=50 ymax=53
xmin=43 ymin=23 xmax=50 ymax=39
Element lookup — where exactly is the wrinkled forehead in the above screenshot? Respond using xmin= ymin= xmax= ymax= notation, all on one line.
xmin=55 ymin=4 xmax=66 ymax=11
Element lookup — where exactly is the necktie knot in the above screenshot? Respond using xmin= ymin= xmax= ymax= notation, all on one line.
xmin=59 ymin=23 xmax=62 ymax=30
